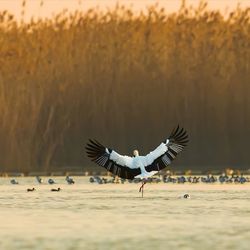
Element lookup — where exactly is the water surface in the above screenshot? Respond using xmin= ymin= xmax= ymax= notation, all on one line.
xmin=1 ymin=177 xmax=250 ymax=250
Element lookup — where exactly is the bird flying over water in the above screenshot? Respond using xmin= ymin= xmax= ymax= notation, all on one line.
xmin=85 ymin=125 xmax=188 ymax=181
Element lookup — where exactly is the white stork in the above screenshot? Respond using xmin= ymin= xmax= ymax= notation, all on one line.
xmin=86 ymin=125 xmax=188 ymax=197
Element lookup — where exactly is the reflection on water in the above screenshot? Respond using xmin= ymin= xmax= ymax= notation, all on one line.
xmin=0 ymin=177 xmax=250 ymax=250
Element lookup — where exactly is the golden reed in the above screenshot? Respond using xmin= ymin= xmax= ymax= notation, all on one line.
xmin=0 ymin=1 xmax=249 ymax=172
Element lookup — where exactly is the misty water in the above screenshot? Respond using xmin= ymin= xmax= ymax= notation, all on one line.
xmin=1 ymin=177 xmax=250 ymax=250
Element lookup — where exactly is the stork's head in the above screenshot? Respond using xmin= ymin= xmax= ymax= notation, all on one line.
xmin=133 ymin=150 xmax=139 ymax=157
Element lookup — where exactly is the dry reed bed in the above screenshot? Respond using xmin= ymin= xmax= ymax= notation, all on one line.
xmin=0 ymin=2 xmax=249 ymax=172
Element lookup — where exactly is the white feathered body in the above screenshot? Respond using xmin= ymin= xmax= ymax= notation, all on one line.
xmin=109 ymin=143 xmax=168 ymax=178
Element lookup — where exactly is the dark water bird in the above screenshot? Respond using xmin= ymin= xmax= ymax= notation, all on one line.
xmin=86 ymin=125 xmax=188 ymax=197
xmin=27 ymin=188 xmax=35 ymax=192
xmin=36 ymin=176 xmax=43 ymax=184
xmin=183 ymin=194 xmax=190 ymax=199
xmin=48 ymin=178 xmax=55 ymax=185
xmin=89 ymin=177 xmax=95 ymax=183
xmin=10 ymin=179 xmax=19 ymax=185
xmin=94 ymin=176 xmax=103 ymax=184
xmin=66 ymin=176 xmax=75 ymax=184
xmin=51 ymin=187 xmax=61 ymax=192
xmin=239 ymin=175 xmax=247 ymax=184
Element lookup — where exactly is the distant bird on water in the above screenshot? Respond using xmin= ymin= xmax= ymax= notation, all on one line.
xmin=48 ymin=178 xmax=55 ymax=185
xmin=86 ymin=125 xmax=188 ymax=197
xmin=51 ymin=187 xmax=61 ymax=192
xmin=183 ymin=194 xmax=190 ymax=199
xmin=36 ymin=176 xmax=43 ymax=184
xmin=66 ymin=176 xmax=75 ymax=184
xmin=27 ymin=188 xmax=35 ymax=192
xmin=10 ymin=179 xmax=19 ymax=185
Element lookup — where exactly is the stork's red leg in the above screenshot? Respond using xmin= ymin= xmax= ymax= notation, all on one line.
xmin=139 ymin=180 xmax=146 ymax=198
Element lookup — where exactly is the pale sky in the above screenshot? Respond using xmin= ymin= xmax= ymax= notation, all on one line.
xmin=0 ymin=0 xmax=249 ymax=22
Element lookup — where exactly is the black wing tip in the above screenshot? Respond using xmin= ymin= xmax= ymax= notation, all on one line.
xmin=86 ymin=139 xmax=105 ymax=148
xmin=169 ymin=125 xmax=189 ymax=146
xmin=85 ymin=139 xmax=107 ymax=160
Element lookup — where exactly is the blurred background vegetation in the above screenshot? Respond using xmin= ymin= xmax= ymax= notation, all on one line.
xmin=0 ymin=1 xmax=249 ymax=172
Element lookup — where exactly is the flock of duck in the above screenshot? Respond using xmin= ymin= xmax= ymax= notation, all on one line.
xmin=9 ymin=176 xmax=75 ymax=192
xmin=26 ymin=187 xmax=61 ymax=192
xmin=89 ymin=174 xmax=250 ymax=185
xmin=8 ymin=173 xmax=249 ymax=195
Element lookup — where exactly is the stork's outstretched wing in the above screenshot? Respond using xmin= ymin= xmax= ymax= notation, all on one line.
xmin=85 ymin=140 xmax=141 ymax=179
xmin=143 ymin=126 xmax=188 ymax=172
